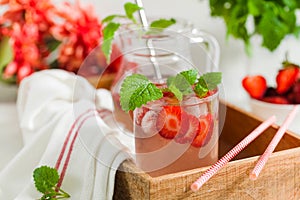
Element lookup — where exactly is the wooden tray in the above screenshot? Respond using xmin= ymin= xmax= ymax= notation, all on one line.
xmin=113 ymin=102 xmax=300 ymax=199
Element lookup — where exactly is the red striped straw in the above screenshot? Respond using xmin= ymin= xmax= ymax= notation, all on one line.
xmin=191 ymin=115 xmax=276 ymax=192
xmin=249 ymin=105 xmax=298 ymax=180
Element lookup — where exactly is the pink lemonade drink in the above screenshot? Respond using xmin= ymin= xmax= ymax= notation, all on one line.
xmin=134 ymin=88 xmax=219 ymax=177
xmin=119 ymin=70 xmax=221 ymax=177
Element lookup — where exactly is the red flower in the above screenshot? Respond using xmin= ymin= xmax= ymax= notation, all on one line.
xmin=0 ymin=0 xmax=103 ymax=84
xmin=52 ymin=1 xmax=103 ymax=72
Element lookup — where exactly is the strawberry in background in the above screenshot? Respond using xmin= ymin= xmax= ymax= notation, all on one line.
xmin=242 ymin=59 xmax=300 ymax=104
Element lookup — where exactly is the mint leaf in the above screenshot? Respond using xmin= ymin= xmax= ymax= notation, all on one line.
xmin=33 ymin=166 xmax=59 ymax=193
xmin=167 ymin=74 xmax=192 ymax=95
xmin=120 ymin=74 xmax=163 ymax=112
xmin=168 ymin=84 xmax=183 ymax=101
xmin=201 ymin=72 xmax=222 ymax=90
xmin=150 ymin=18 xmax=176 ymax=29
xmin=102 ymin=14 xmax=126 ymax=23
xmin=167 ymin=69 xmax=197 ymax=98
xmin=179 ymin=69 xmax=198 ymax=85
xmin=194 ymin=72 xmax=221 ymax=97
xmin=124 ymin=2 xmax=141 ymax=23
xmin=101 ymin=22 xmax=120 ymax=63
xmin=194 ymin=78 xmax=209 ymax=97
xmin=33 ymin=166 xmax=70 ymax=199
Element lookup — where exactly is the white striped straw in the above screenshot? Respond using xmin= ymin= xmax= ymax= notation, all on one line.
xmin=249 ymin=105 xmax=298 ymax=180
xmin=191 ymin=115 xmax=276 ymax=192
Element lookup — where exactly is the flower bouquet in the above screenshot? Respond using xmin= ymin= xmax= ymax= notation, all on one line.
xmin=0 ymin=0 xmax=121 ymax=87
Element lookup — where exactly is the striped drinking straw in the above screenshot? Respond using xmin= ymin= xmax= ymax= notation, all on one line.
xmin=191 ymin=115 xmax=276 ymax=192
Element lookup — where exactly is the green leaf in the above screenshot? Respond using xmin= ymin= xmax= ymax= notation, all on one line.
xmin=209 ymin=0 xmax=300 ymax=52
xmin=0 ymin=36 xmax=13 ymax=74
xmin=283 ymin=0 xmax=297 ymax=9
xmin=120 ymin=74 xmax=163 ymax=112
xmin=167 ymin=74 xmax=193 ymax=95
xmin=102 ymin=14 xmax=126 ymax=23
xmin=33 ymin=166 xmax=59 ymax=194
xmin=168 ymin=84 xmax=183 ymax=101
xmin=179 ymin=69 xmax=198 ymax=85
xmin=247 ymin=0 xmax=263 ymax=16
xmin=201 ymin=72 xmax=222 ymax=90
xmin=194 ymin=78 xmax=209 ymax=97
xmin=256 ymin=11 xmax=289 ymax=51
xmin=194 ymin=72 xmax=221 ymax=97
xmin=124 ymin=2 xmax=141 ymax=23
xmin=166 ymin=69 xmax=198 ymax=100
xmin=150 ymin=18 xmax=176 ymax=29
xmin=101 ymin=22 xmax=120 ymax=63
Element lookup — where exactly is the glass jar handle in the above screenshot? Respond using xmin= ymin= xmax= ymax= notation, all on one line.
xmin=187 ymin=28 xmax=220 ymax=73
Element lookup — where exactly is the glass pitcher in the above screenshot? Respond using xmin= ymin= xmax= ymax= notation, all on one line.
xmin=110 ymin=18 xmax=220 ymax=132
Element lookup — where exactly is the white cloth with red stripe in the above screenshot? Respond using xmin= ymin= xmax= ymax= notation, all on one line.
xmin=0 ymin=69 xmax=134 ymax=199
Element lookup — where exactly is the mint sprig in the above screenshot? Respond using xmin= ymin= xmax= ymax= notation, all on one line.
xmin=120 ymin=69 xmax=222 ymax=111
xmin=101 ymin=2 xmax=176 ymax=63
xmin=33 ymin=166 xmax=70 ymax=199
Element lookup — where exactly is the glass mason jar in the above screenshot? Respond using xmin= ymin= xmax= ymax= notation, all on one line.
xmin=111 ymin=18 xmax=220 ymax=132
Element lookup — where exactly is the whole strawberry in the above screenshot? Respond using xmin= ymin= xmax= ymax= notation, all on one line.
xmin=242 ymin=57 xmax=300 ymax=105
xmin=276 ymin=65 xmax=300 ymax=94
xmin=242 ymin=75 xmax=267 ymax=99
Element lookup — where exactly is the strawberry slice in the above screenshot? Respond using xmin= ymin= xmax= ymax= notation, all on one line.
xmin=276 ymin=67 xmax=300 ymax=94
xmin=242 ymin=75 xmax=267 ymax=99
xmin=175 ymin=114 xmax=199 ymax=144
xmin=156 ymin=106 xmax=184 ymax=139
xmin=192 ymin=114 xmax=214 ymax=147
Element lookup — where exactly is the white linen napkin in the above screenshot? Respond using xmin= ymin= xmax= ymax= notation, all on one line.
xmin=0 ymin=69 xmax=134 ymax=199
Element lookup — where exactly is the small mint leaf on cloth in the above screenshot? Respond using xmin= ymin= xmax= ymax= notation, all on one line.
xmin=33 ymin=166 xmax=59 ymax=194
xmin=120 ymin=74 xmax=163 ymax=112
